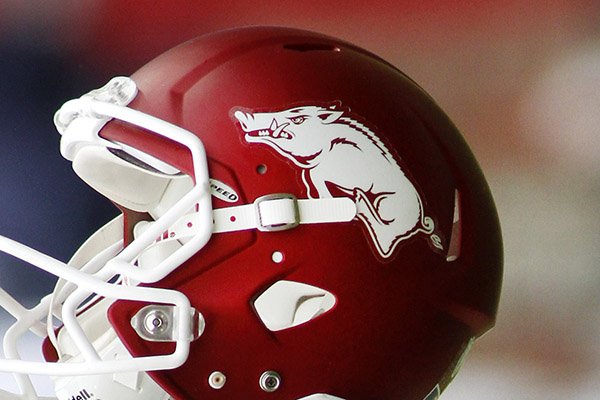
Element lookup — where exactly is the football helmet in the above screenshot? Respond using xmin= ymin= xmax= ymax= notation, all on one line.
xmin=0 ymin=27 xmax=502 ymax=400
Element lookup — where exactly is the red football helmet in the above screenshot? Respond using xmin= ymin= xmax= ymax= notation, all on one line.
xmin=0 ymin=27 xmax=501 ymax=400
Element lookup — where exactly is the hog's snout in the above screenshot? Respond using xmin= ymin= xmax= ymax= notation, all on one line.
xmin=233 ymin=110 xmax=253 ymax=131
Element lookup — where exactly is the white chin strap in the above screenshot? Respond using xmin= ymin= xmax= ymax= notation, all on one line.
xmin=0 ymin=76 xmax=356 ymax=400
xmin=152 ymin=194 xmax=355 ymax=238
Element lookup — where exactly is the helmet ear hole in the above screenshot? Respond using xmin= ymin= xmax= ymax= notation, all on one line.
xmin=253 ymin=280 xmax=336 ymax=332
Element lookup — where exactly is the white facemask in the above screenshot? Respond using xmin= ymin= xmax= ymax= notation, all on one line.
xmin=0 ymin=77 xmax=355 ymax=399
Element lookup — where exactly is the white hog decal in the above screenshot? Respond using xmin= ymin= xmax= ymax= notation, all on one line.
xmin=233 ymin=105 xmax=436 ymax=259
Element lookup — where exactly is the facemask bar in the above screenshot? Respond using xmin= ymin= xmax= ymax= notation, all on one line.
xmin=0 ymin=236 xmax=193 ymax=368
xmin=0 ymin=77 xmax=213 ymax=398
xmin=54 ymin=78 xmax=213 ymax=355
xmin=45 ymin=216 xmax=125 ymax=355
xmin=55 ymin=81 xmax=214 ymax=284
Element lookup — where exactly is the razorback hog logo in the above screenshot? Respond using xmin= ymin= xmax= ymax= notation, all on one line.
xmin=233 ymin=104 xmax=436 ymax=259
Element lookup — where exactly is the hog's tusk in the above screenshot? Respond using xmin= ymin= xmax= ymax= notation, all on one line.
xmin=272 ymin=122 xmax=290 ymax=138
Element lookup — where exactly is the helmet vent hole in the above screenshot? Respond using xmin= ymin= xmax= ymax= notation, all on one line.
xmin=272 ymin=251 xmax=284 ymax=264
xmin=256 ymin=164 xmax=268 ymax=175
xmin=284 ymin=43 xmax=341 ymax=53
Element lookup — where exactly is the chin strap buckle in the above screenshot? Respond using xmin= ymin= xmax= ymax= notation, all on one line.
xmin=254 ymin=193 xmax=300 ymax=232
xmin=211 ymin=193 xmax=356 ymax=234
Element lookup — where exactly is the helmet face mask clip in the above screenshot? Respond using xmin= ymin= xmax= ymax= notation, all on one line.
xmin=0 ymin=27 xmax=502 ymax=400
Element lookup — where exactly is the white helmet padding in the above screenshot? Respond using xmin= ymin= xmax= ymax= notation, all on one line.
xmin=72 ymin=145 xmax=193 ymax=218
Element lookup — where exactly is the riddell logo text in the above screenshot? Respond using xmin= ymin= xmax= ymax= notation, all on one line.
xmin=68 ymin=389 xmax=93 ymax=400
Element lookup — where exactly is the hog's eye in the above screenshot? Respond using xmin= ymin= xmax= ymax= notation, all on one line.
xmin=289 ymin=116 xmax=307 ymax=125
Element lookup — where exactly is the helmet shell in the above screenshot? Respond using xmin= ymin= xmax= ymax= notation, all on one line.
xmin=103 ymin=27 xmax=502 ymax=400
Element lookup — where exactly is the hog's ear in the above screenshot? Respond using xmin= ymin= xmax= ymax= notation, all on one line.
xmin=317 ymin=110 xmax=343 ymax=124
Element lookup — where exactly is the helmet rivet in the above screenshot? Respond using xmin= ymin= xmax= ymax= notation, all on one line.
xmin=143 ymin=309 xmax=169 ymax=336
xmin=131 ymin=304 xmax=205 ymax=343
xmin=209 ymin=371 xmax=227 ymax=389
xmin=259 ymin=371 xmax=281 ymax=392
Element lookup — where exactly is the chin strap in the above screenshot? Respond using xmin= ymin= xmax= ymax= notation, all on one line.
xmin=215 ymin=194 xmax=356 ymax=233
xmin=154 ymin=194 xmax=356 ymax=240
xmin=133 ymin=194 xmax=357 ymax=271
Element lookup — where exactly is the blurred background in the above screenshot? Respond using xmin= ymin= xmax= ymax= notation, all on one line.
xmin=0 ymin=1 xmax=598 ymax=398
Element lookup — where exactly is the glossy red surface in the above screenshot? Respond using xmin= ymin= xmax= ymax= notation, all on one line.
xmin=104 ymin=27 xmax=502 ymax=399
